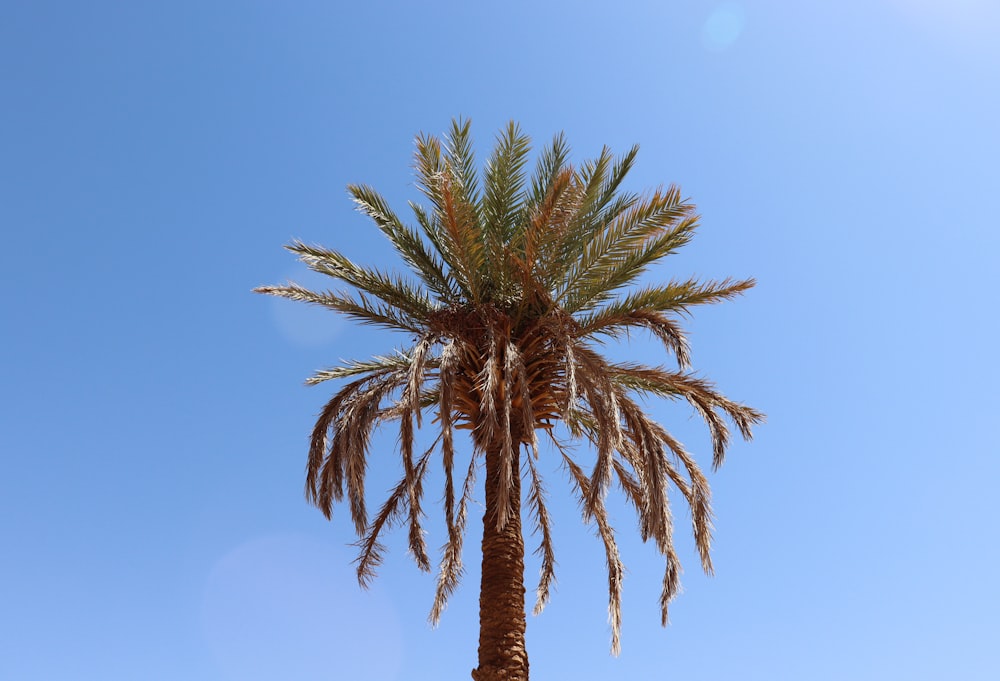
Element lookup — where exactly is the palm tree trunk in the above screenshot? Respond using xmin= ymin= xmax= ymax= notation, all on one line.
xmin=471 ymin=436 xmax=528 ymax=681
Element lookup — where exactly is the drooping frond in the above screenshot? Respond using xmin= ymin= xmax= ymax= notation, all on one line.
xmin=571 ymin=344 xmax=624 ymax=517
xmin=525 ymin=453 xmax=556 ymax=616
xmin=400 ymin=335 xmax=435 ymax=570
xmin=438 ymin=341 xmax=460 ymax=539
xmin=306 ymin=376 xmax=371 ymax=514
xmin=609 ymin=363 xmax=765 ymax=469
xmin=474 ymin=321 xmax=502 ymax=441
xmin=494 ymin=338 xmax=516 ymax=531
xmin=577 ymin=309 xmax=692 ymax=369
xmin=355 ymin=437 xmax=438 ymax=586
xmin=658 ymin=425 xmax=715 ymax=574
xmin=312 ymin=369 xmax=409 ymax=533
xmin=430 ymin=450 xmax=479 ymax=624
xmin=659 ymin=544 xmax=682 ymax=626
xmin=560 ymin=447 xmax=625 ymax=656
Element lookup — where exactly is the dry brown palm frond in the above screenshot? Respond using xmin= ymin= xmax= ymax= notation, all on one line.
xmin=573 ymin=345 xmax=624 ymax=516
xmin=659 ymin=543 xmax=683 ymax=626
xmin=401 ymin=337 xmax=434 ymax=571
xmin=651 ymin=423 xmax=714 ymax=574
xmin=561 ymin=450 xmax=624 ymax=656
xmin=438 ymin=341 xmax=460 ymax=538
xmin=430 ymin=450 xmax=479 ymax=624
xmin=608 ymin=364 xmax=764 ymax=470
xmin=579 ymin=309 xmax=691 ymax=369
xmin=407 ymin=426 xmax=433 ymax=571
xmin=476 ymin=324 xmax=501 ymax=443
xmin=508 ymin=340 xmax=540 ymax=458
xmin=355 ymin=437 xmax=439 ymax=586
xmin=316 ymin=371 xmax=406 ymax=533
xmin=561 ymin=338 xmax=581 ymax=433
xmin=613 ymin=399 xmax=686 ymax=625
xmin=525 ymin=452 xmax=556 ymax=616
xmin=494 ymin=336 xmax=517 ymax=531
xmin=610 ymin=364 xmax=756 ymax=421
xmin=610 ymin=457 xmax=645 ymax=525
xmin=307 ymin=375 xmax=372 ymax=515
xmin=617 ymin=395 xmax=670 ymax=544
xmin=571 ymin=366 xmax=613 ymax=515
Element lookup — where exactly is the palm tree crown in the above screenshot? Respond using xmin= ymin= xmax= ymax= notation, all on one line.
xmin=256 ymin=119 xmax=762 ymax=673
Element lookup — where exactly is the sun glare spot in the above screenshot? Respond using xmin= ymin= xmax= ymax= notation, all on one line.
xmin=702 ymin=3 xmax=747 ymax=52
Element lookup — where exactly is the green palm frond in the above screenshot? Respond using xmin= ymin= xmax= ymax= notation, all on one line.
xmin=593 ymin=145 xmax=640 ymax=222
xmin=566 ymin=211 xmax=700 ymax=314
xmin=444 ymin=117 xmax=481 ymax=206
xmin=543 ymin=145 xmax=638 ymax=288
xmin=542 ymin=147 xmax=613 ymax=278
xmin=348 ymin=184 xmax=456 ymax=301
xmin=412 ymin=132 xmax=486 ymax=303
xmin=564 ymin=145 xmax=642 ymax=264
xmin=481 ymin=121 xmax=531 ymax=274
xmin=439 ymin=169 xmax=486 ymax=302
xmin=414 ymin=131 xmax=446 ymax=209
xmin=286 ymin=240 xmax=437 ymax=318
xmin=253 ymin=283 xmax=425 ymax=333
xmin=558 ymin=186 xmax=694 ymax=312
xmin=582 ymin=277 xmax=756 ymax=323
xmin=306 ymin=351 xmax=433 ymax=385
xmin=519 ymin=166 xmax=580 ymax=298
xmin=526 ymin=132 xmax=571 ymax=211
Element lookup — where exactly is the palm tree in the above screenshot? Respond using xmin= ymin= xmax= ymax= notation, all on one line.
xmin=255 ymin=119 xmax=762 ymax=681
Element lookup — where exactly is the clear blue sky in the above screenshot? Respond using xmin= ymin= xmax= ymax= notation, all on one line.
xmin=3 ymin=1 xmax=998 ymax=679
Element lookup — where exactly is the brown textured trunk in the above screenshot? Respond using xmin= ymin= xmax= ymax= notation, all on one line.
xmin=471 ymin=435 xmax=528 ymax=681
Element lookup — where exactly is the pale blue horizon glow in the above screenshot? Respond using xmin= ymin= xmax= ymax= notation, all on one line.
xmin=2 ymin=1 xmax=998 ymax=679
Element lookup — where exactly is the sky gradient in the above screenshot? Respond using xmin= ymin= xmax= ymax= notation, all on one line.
xmin=2 ymin=1 xmax=999 ymax=679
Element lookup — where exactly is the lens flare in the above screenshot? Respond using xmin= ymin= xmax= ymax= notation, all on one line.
xmin=702 ymin=3 xmax=747 ymax=52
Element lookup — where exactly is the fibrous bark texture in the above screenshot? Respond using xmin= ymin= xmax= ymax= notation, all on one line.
xmin=472 ymin=440 xmax=528 ymax=681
